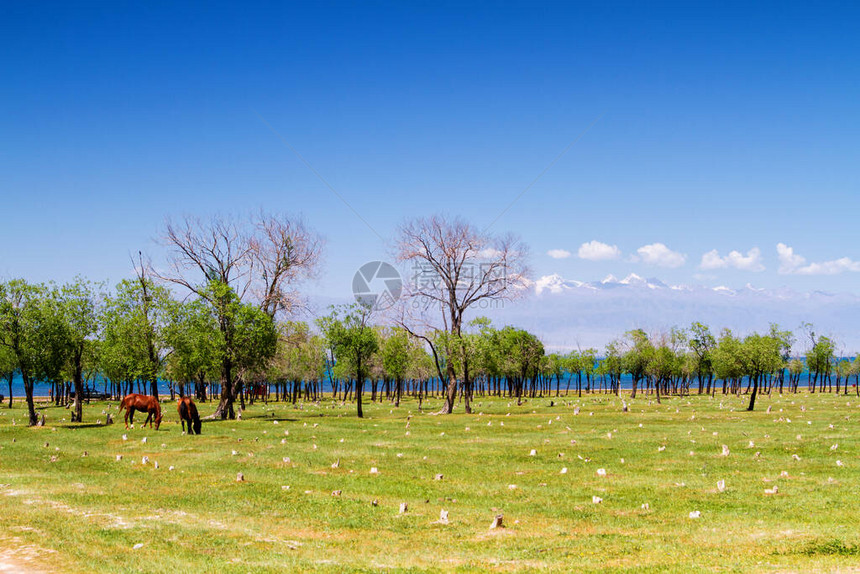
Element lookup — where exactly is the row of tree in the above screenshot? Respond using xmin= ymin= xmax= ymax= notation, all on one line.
xmin=1 ymin=212 xmax=853 ymax=425
xmin=0 ymin=270 xmax=852 ymax=426
xmin=321 ymin=309 xmax=855 ymax=416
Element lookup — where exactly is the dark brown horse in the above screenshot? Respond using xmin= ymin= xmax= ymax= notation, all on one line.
xmin=118 ymin=394 xmax=162 ymax=430
xmin=177 ymin=397 xmax=202 ymax=435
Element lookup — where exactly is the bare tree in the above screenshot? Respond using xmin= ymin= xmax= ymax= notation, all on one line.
xmin=156 ymin=212 xmax=323 ymax=418
xmin=249 ymin=213 xmax=323 ymax=319
xmin=394 ymin=214 xmax=530 ymax=413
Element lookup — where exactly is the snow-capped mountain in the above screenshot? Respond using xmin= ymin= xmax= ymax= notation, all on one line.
xmin=494 ymin=273 xmax=860 ymax=352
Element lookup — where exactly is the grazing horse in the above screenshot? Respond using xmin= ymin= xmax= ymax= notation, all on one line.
xmin=177 ymin=397 xmax=202 ymax=435
xmin=118 ymin=394 xmax=162 ymax=430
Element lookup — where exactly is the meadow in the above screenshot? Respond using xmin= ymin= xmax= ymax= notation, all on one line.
xmin=1 ymin=392 xmax=858 ymax=573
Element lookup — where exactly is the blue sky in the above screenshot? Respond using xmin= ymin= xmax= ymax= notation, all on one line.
xmin=2 ymin=1 xmax=858 ymax=300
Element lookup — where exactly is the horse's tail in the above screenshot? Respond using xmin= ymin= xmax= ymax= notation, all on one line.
xmin=189 ymin=401 xmax=202 ymax=435
xmin=117 ymin=396 xmax=128 ymax=413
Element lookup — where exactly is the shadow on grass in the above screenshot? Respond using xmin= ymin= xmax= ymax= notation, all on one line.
xmin=56 ymin=423 xmax=107 ymax=429
xmin=201 ymin=416 xmax=299 ymax=424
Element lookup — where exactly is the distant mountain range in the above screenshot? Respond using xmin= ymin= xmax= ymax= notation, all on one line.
xmin=490 ymin=273 xmax=860 ymax=352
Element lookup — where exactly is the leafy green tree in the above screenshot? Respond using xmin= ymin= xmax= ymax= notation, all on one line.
xmin=740 ymin=332 xmax=782 ymax=411
xmin=0 ymin=280 xmax=68 ymax=425
xmin=318 ymin=305 xmax=378 ymax=418
xmin=581 ymin=348 xmax=598 ymax=391
xmin=788 ymin=359 xmax=805 ymax=392
xmin=711 ymin=329 xmax=745 ymax=392
xmin=647 ymin=341 xmax=676 ymax=402
xmin=688 ymin=322 xmax=715 ymax=393
xmin=380 ymin=327 xmax=413 ymax=407
xmin=598 ymin=344 xmax=623 ymax=396
xmin=768 ymin=324 xmax=794 ymax=393
xmin=546 ymin=353 xmax=565 ymax=397
xmin=158 ymin=213 xmax=322 ymax=418
xmin=164 ymin=298 xmax=220 ymax=400
xmin=164 ymin=280 xmax=277 ymax=418
xmin=835 ymin=359 xmax=852 ymax=395
xmin=495 ymin=326 xmax=543 ymax=405
xmin=102 ymin=278 xmax=174 ymax=398
xmin=57 ymin=278 xmax=102 ymax=422
xmin=0 ymin=344 xmax=15 ymax=408
xmin=622 ymin=329 xmax=653 ymax=399
xmin=807 ymin=335 xmax=835 ymax=392
xmin=227 ymin=289 xmax=279 ymax=388
xmin=850 ymin=356 xmax=860 ymax=396
xmin=564 ymin=350 xmax=582 ymax=396
xmin=269 ymin=321 xmax=317 ymax=403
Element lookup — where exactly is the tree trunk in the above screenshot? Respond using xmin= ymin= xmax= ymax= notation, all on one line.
xmin=213 ymin=350 xmax=235 ymax=419
xmin=214 ymin=380 xmax=235 ymax=419
xmin=394 ymin=377 xmax=402 ymax=407
xmin=356 ymin=378 xmax=364 ymax=418
xmin=747 ymin=375 xmax=759 ymax=411
xmin=23 ymin=371 xmax=37 ymax=426
xmin=438 ymin=364 xmax=457 ymax=414
xmin=73 ymin=354 xmax=84 ymax=423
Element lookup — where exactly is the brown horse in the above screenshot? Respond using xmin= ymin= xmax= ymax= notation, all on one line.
xmin=118 ymin=394 xmax=162 ymax=430
xmin=177 ymin=397 xmax=202 ymax=435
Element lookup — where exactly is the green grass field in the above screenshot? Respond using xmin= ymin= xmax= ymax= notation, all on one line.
xmin=1 ymin=392 xmax=859 ymax=573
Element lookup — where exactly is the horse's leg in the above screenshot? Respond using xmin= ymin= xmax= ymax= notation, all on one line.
xmin=128 ymin=407 xmax=135 ymax=428
xmin=143 ymin=409 xmax=153 ymax=428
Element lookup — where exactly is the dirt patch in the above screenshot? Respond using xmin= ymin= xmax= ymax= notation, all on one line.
xmin=0 ymin=536 xmax=53 ymax=573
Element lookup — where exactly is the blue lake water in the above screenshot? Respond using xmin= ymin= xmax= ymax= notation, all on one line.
xmin=0 ymin=370 xmax=817 ymax=399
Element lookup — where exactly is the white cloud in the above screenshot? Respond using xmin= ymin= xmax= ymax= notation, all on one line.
xmin=578 ymin=240 xmax=621 ymax=261
xmin=700 ymin=248 xmax=765 ymax=271
xmin=776 ymin=243 xmax=805 ymax=273
xmin=777 ymin=243 xmax=860 ymax=275
xmin=547 ymin=249 xmax=572 ymax=259
xmin=634 ymin=243 xmax=686 ymax=268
